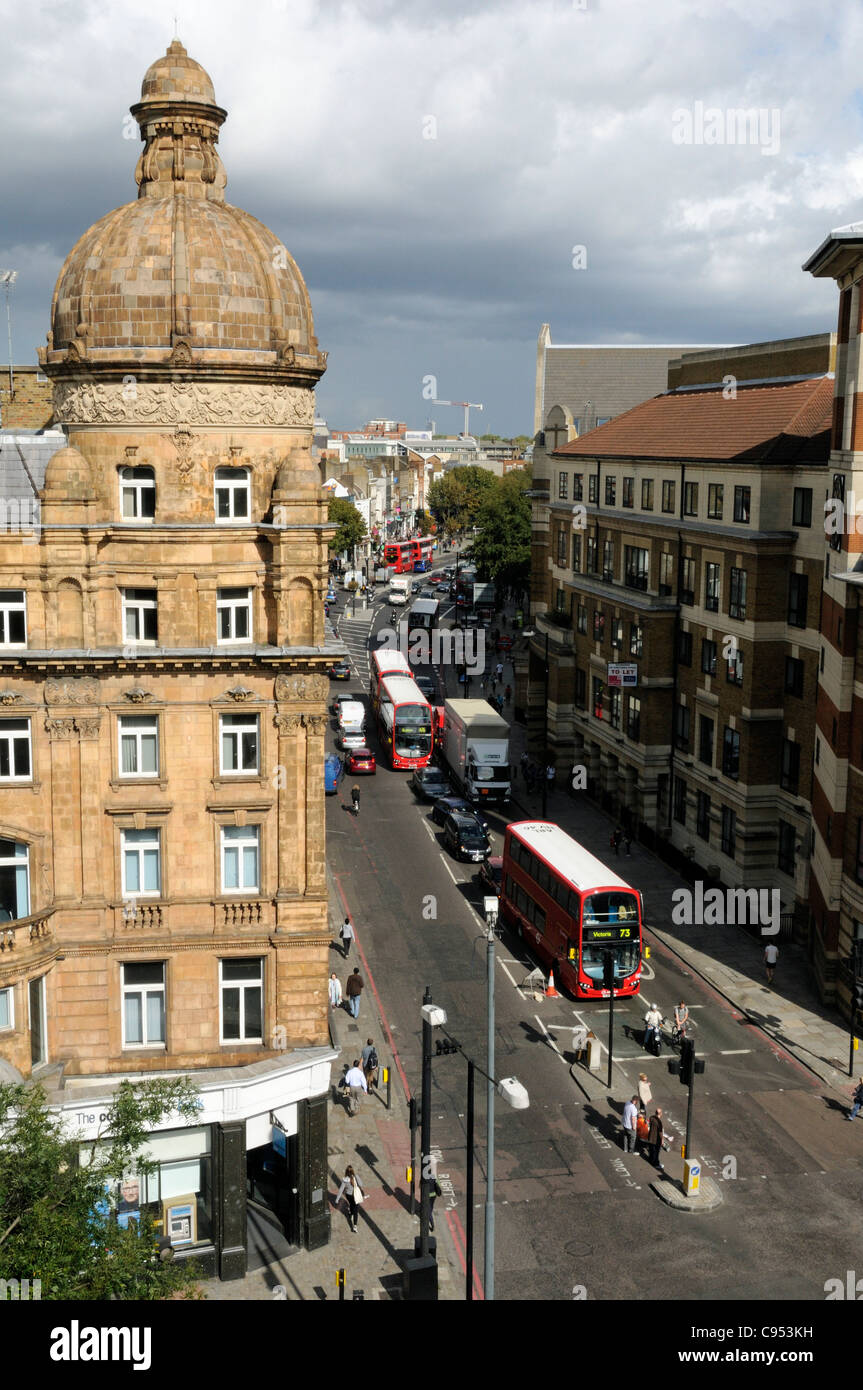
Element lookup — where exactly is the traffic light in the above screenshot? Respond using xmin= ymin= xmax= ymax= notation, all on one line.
xmin=603 ymin=951 xmax=615 ymax=992
xmin=435 ymin=1038 xmax=459 ymax=1056
xmin=680 ymin=1037 xmax=695 ymax=1087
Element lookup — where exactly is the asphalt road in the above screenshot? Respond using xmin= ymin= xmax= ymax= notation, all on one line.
xmin=325 ymin=565 xmax=863 ymax=1303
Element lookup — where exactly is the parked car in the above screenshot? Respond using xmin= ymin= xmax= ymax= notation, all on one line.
xmin=496 ymin=635 xmax=514 ymax=653
xmin=409 ymin=766 xmax=451 ymax=801
xmin=324 ymin=753 xmax=343 ymax=794
xmin=346 ymin=746 xmax=376 ymax=775
xmin=431 ymin=795 xmax=489 ymax=830
xmin=328 ymin=660 xmax=351 ymax=680
xmin=414 ymin=675 xmax=436 ymax=700
xmin=476 ymin=855 xmax=503 ymax=895
xmin=443 ymin=812 xmax=491 ymax=863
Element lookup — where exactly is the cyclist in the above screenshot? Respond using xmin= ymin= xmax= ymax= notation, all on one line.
xmin=351 ymin=784 xmax=361 ymax=816
xmin=673 ymin=1000 xmax=690 ymax=1041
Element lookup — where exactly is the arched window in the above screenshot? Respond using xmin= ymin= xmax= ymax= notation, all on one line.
xmin=0 ymin=839 xmax=29 ymax=922
xmin=215 ymin=468 xmax=250 ymax=522
xmin=119 ymin=467 xmax=156 ymax=521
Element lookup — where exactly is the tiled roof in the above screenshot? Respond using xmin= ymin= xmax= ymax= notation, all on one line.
xmin=0 ymin=431 xmax=67 ymax=500
xmin=553 ymin=376 xmax=834 ymax=463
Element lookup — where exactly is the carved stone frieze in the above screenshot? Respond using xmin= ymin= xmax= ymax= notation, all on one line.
xmin=304 ymin=715 xmax=327 ymax=736
xmin=0 ymin=691 xmax=23 ymax=705
xmin=224 ymin=684 xmax=258 ymax=702
xmin=44 ymin=677 xmax=100 ymax=706
xmin=45 ymin=717 xmax=77 ymax=741
xmin=75 ymin=717 xmax=102 ymax=740
xmin=53 ymin=379 xmax=315 ymax=427
xmin=274 ymin=673 xmax=328 ymax=704
xmin=274 ymin=713 xmax=303 ymax=734
xmin=124 ymin=687 xmax=154 ymax=703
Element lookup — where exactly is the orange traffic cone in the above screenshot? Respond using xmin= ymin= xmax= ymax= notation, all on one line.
xmin=545 ymin=969 xmax=560 ymax=999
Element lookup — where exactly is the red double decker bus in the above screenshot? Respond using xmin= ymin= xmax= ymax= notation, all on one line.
xmin=411 ymin=537 xmax=434 ymax=571
xmin=500 ymin=821 xmax=643 ymax=998
xmin=377 ymin=674 xmax=433 ymax=769
xmin=383 ymin=540 xmax=414 ymax=573
xmin=369 ymin=647 xmax=411 ymax=711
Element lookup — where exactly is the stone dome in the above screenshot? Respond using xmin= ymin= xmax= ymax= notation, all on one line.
xmin=42 ymin=41 xmax=325 ymax=384
xmin=43 ymin=445 xmax=95 ymax=500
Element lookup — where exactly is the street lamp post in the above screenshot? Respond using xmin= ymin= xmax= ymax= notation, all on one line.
xmin=522 ymin=628 xmax=551 ymax=815
xmin=484 ymin=895 xmax=496 ymax=1300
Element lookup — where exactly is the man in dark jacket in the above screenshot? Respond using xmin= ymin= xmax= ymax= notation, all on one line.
xmin=345 ymin=968 xmax=364 ymax=1019
xmin=647 ymin=1108 xmax=665 ymax=1170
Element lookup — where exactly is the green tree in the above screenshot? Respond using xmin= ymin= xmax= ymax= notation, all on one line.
xmin=327 ymin=497 xmax=367 ymax=554
xmin=415 ymin=510 xmax=434 ymax=536
xmin=471 ymin=468 xmax=532 ymax=589
xmin=0 ymin=1077 xmax=203 ymax=1300
xmin=427 ymin=466 xmax=496 ymax=534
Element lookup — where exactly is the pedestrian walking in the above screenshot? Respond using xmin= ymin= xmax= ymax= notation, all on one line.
xmin=328 ymin=971 xmax=343 ymax=1010
xmin=520 ymin=751 xmax=529 ymax=782
xmin=546 ymin=763 xmax=555 ymax=791
xmin=335 ymin=1164 xmax=365 ymax=1231
xmin=343 ymin=1059 xmax=368 ymax=1116
xmin=345 ymin=967 xmax=364 ymax=1018
xmin=624 ymin=833 xmax=632 ymax=856
xmin=490 ymin=676 xmax=497 ymax=694
xmin=622 ymin=1095 xmax=639 ymax=1152
xmin=646 ymin=1108 xmax=666 ymax=1170
xmin=429 ymin=1176 xmax=442 ymax=1230
xmin=340 ymin=916 xmax=355 ymax=959
xmin=611 ymin=827 xmax=622 ymax=856
xmin=764 ymin=941 xmax=779 ymax=984
xmin=637 ymin=1072 xmax=652 ymax=1114
xmin=362 ymin=1037 xmax=380 ymax=1093
xmin=495 ymin=661 xmax=504 ymax=681
xmin=504 ymin=683 xmax=512 ymax=705
xmin=492 ymin=628 xmax=500 ymax=645
xmin=847 ymin=1077 xmax=863 ymax=1120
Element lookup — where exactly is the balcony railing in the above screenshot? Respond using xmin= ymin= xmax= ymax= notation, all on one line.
xmin=221 ymin=900 xmax=265 ymax=929
xmin=0 ymin=908 xmax=55 ymax=955
xmin=120 ymin=901 xmax=163 ymax=930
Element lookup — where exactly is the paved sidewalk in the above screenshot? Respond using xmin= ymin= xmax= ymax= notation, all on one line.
xmin=455 ymin=614 xmax=858 ymax=1098
xmin=203 ymin=889 xmax=461 ymax=1301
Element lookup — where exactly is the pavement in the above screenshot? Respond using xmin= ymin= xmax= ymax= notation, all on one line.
xmin=203 ymin=885 xmax=462 ymax=1301
xmin=480 ymin=617 xmax=859 ymax=1101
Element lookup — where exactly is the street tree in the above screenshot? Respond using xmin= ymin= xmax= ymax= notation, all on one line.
xmin=471 ymin=468 xmax=532 ymax=591
xmin=327 ymin=497 xmax=367 ymax=555
xmin=0 ymin=1076 xmax=203 ymax=1300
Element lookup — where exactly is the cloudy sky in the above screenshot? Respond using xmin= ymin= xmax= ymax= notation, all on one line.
xmin=2 ymin=0 xmax=862 ymax=434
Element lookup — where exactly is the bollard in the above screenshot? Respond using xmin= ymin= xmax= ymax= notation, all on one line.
xmin=336 ymin=1268 xmax=345 ymax=1301
xmin=384 ymin=1064 xmax=391 ymax=1111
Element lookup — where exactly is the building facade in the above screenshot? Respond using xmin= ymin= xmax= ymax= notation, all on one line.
xmin=526 ymin=335 xmax=834 ymax=949
xmin=0 ymin=40 xmax=340 ymax=1275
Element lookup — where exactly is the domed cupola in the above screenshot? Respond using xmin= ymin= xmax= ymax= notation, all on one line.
xmin=40 ymin=39 xmax=327 ymax=387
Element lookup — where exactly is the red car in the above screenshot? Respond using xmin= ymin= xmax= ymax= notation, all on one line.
xmin=346 ymin=747 xmax=376 ymax=774
xmin=428 ymin=573 xmax=445 ymax=585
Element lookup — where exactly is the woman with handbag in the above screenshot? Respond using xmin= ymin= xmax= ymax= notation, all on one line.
xmin=336 ymin=1164 xmax=365 ymax=1233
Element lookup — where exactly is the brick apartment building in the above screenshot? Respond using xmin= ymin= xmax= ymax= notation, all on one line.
xmin=0 ymin=40 xmax=340 ymax=1275
xmin=526 ymin=333 xmax=834 ymax=958
xmin=0 ymin=365 xmax=54 ymax=430
xmin=804 ymin=224 xmax=863 ymax=1009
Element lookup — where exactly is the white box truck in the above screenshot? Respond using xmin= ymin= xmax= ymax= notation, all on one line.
xmin=442 ymin=699 xmax=511 ymax=803
xmin=389 ymin=574 xmax=411 ymax=606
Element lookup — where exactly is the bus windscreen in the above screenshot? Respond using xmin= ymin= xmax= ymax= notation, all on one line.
xmin=393 ymin=704 xmax=432 ymax=758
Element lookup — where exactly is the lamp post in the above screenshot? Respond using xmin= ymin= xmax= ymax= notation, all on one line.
xmin=0 ymin=270 xmax=17 ymax=401
xmin=484 ymin=894 xmax=496 ymax=1300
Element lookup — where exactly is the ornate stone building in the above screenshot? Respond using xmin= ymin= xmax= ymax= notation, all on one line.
xmin=0 ymin=41 xmax=341 ymax=1274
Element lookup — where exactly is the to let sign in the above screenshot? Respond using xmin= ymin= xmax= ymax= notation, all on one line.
xmin=607 ymin=662 xmax=638 ymax=688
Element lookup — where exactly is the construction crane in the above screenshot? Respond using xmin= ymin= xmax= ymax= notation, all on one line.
xmin=432 ymin=399 xmax=484 ymax=438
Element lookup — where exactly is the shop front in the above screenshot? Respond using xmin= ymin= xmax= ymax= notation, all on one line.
xmin=62 ymin=1047 xmax=337 ymax=1280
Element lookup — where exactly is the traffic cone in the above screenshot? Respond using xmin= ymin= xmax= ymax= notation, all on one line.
xmin=545 ymin=969 xmax=560 ymax=998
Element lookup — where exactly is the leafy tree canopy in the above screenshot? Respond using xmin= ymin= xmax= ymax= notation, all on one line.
xmin=0 ymin=1077 xmax=203 ymax=1300
xmin=470 ymin=467 xmax=532 ymax=588
xmin=328 ymin=497 xmax=367 ymax=554
xmin=427 ymin=466 xmax=497 ymax=534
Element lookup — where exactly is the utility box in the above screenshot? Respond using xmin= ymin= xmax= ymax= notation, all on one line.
xmin=585 ymin=1031 xmax=601 ymax=1072
xmin=683 ymin=1158 xmax=701 ymax=1196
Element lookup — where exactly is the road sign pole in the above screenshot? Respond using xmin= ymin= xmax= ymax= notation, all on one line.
xmin=684 ymin=1051 xmax=695 ymax=1160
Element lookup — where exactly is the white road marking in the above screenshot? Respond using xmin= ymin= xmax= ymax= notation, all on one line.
xmin=719 ymin=1049 xmax=752 ymax=1055
xmin=498 ymin=958 xmax=519 ymax=988
xmin=441 ymin=859 xmax=459 ymax=884
xmin=533 ymin=1014 xmax=569 ymax=1065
